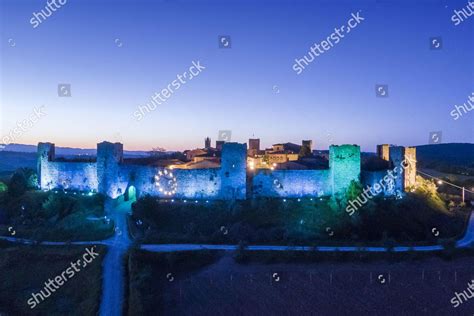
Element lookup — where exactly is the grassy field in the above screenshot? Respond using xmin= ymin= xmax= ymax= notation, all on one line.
xmin=0 ymin=241 xmax=105 ymax=315
xmin=126 ymin=249 xmax=220 ymax=315
xmin=126 ymin=249 xmax=474 ymax=315
xmin=130 ymin=188 xmax=470 ymax=246
xmin=0 ymin=190 xmax=114 ymax=241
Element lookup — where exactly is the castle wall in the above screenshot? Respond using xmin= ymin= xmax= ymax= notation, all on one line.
xmin=131 ymin=167 xmax=222 ymax=199
xmin=48 ymin=162 xmax=98 ymax=191
xmin=38 ymin=141 xmax=413 ymax=200
xmin=252 ymin=169 xmax=331 ymax=198
xmin=38 ymin=142 xmax=246 ymax=200
xmin=361 ymin=170 xmax=395 ymax=196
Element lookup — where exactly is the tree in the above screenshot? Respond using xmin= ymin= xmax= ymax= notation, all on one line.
xmin=330 ymin=180 xmax=363 ymax=212
xmin=8 ymin=168 xmax=38 ymax=197
xmin=0 ymin=182 xmax=7 ymax=193
xmin=346 ymin=180 xmax=363 ymax=201
xmin=8 ymin=170 xmax=28 ymax=197
xmin=42 ymin=194 xmax=78 ymax=220
xmin=22 ymin=168 xmax=39 ymax=189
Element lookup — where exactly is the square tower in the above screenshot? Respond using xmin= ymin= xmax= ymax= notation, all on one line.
xmin=97 ymin=142 xmax=124 ymax=198
xmin=37 ymin=142 xmax=56 ymax=189
xmin=377 ymin=144 xmax=390 ymax=161
xmin=220 ymin=142 xmax=247 ymax=199
xmin=329 ymin=145 xmax=361 ymax=195
xmin=389 ymin=146 xmax=417 ymax=193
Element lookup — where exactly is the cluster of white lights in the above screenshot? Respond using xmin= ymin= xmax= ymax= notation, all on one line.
xmin=51 ymin=189 xmax=95 ymax=196
xmin=281 ymin=197 xmax=322 ymax=202
xmin=162 ymin=199 xmax=210 ymax=204
xmin=248 ymin=161 xmax=277 ymax=171
xmin=155 ymin=168 xmax=177 ymax=196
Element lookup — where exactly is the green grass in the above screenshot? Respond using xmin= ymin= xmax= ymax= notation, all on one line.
xmin=0 ymin=242 xmax=105 ymax=315
xmin=0 ymin=190 xmax=114 ymax=241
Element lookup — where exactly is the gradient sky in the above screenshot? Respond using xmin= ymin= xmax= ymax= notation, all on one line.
xmin=1 ymin=0 xmax=473 ymax=151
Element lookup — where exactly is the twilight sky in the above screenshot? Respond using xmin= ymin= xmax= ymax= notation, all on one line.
xmin=0 ymin=0 xmax=473 ymax=151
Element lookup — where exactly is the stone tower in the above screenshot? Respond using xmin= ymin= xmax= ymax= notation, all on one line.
xmin=329 ymin=145 xmax=361 ymax=195
xmin=248 ymin=138 xmax=260 ymax=157
xmin=37 ymin=142 xmax=56 ymax=190
xmin=377 ymin=144 xmax=390 ymax=161
xmin=374 ymin=145 xmax=417 ymax=193
xmin=219 ymin=142 xmax=247 ymax=199
xmin=97 ymin=142 xmax=123 ymax=198
xmin=403 ymin=147 xmax=417 ymax=190
xmin=388 ymin=146 xmax=417 ymax=193
xmin=205 ymin=137 xmax=211 ymax=149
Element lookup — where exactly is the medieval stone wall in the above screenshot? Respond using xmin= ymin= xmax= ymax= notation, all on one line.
xmin=37 ymin=141 xmax=415 ymax=200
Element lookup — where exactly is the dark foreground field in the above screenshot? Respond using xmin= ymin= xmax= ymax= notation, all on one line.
xmin=128 ymin=250 xmax=474 ymax=316
xmin=0 ymin=242 xmax=106 ymax=315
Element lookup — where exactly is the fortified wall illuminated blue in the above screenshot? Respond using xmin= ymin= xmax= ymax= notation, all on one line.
xmin=37 ymin=142 xmax=416 ymax=200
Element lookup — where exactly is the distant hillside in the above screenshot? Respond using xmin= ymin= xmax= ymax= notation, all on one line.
xmin=0 ymin=143 xmax=153 ymax=157
xmin=415 ymin=143 xmax=474 ymax=176
xmin=0 ymin=151 xmax=37 ymax=176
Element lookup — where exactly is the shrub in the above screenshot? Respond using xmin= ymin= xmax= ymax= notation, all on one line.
xmin=42 ymin=194 xmax=78 ymax=220
xmin=0 ymin=182 xmax=7 ymax=193
xmin=8 ymin=171 xmax=28 ymax=197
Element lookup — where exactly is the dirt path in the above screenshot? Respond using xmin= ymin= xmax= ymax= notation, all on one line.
xmin=99 ymin=198 xmax=132 ymax=316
